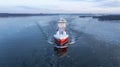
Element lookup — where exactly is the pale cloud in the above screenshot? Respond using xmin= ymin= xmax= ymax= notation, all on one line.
xmin=0 ymin=0 xmax=120 ymax=13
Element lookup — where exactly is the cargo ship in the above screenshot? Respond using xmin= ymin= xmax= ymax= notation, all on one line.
xmin=54 ymin=18 xmax=69 ymax=46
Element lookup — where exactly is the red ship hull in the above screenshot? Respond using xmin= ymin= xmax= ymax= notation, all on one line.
xmin=54 ymin=37 xmax=69 ymax=46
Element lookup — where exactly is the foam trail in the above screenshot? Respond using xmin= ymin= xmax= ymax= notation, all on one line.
xmin=35 ymin=22 xmax=48 ymax=39
xmin=36 ymin=21 xmax=54 ymax=44
xmin=67 ymin=22 xmax=76 ymax=45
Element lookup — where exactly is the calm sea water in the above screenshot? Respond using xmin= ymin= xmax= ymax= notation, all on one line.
xmin=0 ymin=15 xmax=120 ymax=67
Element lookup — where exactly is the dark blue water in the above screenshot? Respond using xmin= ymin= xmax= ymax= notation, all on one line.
xmin=0 ymin=16 xmax=120 ymax=67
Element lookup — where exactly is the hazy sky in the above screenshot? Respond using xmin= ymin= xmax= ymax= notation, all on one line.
xmin=0 ymin=0 xmax=120 ymax=13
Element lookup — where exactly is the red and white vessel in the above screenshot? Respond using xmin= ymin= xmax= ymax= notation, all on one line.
xmin=54 ymin=18 xmax=69 ymax=46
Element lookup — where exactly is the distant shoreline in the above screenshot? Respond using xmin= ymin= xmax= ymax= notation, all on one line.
xmin=0 ymin=13 xmax=120 ymax=21
xmin=0 ymin=13 xmax=98 ymax=17
xmin=0 ymin=13 xmax=59 ymax=17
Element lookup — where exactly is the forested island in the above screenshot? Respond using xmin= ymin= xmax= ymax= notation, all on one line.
xmin=92 ymin=15 xmax=120 ymax=21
